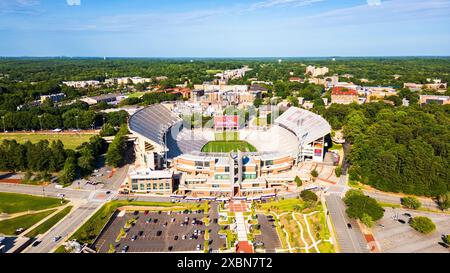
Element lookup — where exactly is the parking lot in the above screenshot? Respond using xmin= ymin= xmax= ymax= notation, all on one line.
xmin=254 ymin=214 xmax=281 ymax=253
xmin=94 ymin=204 xmax=225 ymax=253
xmin=372 ymin=208 xmax=450 ymax=253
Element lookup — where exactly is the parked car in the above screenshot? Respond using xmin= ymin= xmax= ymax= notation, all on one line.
xmin=174 ymin=235 xmax=179 ymax=241
xmin=398 ymin=219 xmax=406 ymax=224
xmin=403 ymin=213 xmax=412 ymax=218
xmin=32 ymin=241 xmax=41 ymax=247
xmin=156 ymin=230 xmax=162 ymax=236
xmin=138 ymin=231 xmax=144 ymax=236
xmin=144 ymin=210 xmax=149 ymax=215
xmin=131 ymin=235 xmax=138 ymax=241
xmin=182 ymin=235 xmax=187 ymax=240
xmin=146 ymin=218 xmax=152 ymax=224
xmin=196 ymin=244 xmax=201 ymax=251
xmin=347 ymin=223 xmax=352 ymax=229
xmin=15 ymin=228 xmax=24 ymax=234
xmin=122 ymin=245 xmax=129 ymax=253
xmin=52 ymin=236 xmax=61 ymax=242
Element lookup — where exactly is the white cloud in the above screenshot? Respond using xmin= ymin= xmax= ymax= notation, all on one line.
xmin=367 ymin=0 xmax=382 ymax=6
xmin=67 ymin=0 xmax=80 ymax=6
xmin=251 ymin=0 xmax=323 ymax=9
xmin=0 ymin=0 xmax=40 ymax=14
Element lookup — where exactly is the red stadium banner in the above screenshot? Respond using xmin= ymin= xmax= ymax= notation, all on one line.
xmin=214 ymin=115 xmax=239 ymax=129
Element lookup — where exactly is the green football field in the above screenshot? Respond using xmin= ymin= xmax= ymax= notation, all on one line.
xmin=201 ymin=141 xmax=257 ymax=153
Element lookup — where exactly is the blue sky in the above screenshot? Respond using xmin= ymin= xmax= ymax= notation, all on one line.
xmin=0 ymin=0 xmax=449 ymax=57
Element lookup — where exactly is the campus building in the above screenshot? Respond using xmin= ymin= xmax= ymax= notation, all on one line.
xmin=331 ymin=87 xmax=359 ymax=104
xmin=305 ymin=66 xmax=329 ymax=77
xmin=174 ymin=152 xmax=295 ymax=198
xmin=126 ymin=168 xmax=174 ymax=194
xmin=419 ymin=95 xmax=450 ymax=105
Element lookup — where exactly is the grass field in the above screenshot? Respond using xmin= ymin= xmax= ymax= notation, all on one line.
xmin=25 ymin=206 xmax=73 ymax=238
xmin=206 ymin=69 xmax=223 ymax=75
xmin=126 ymin=92 xmax=146 ymax=98
xmin=0 ymin=209 xmax=56 ymax=235
xmin=0 ymin=133 xmax=96 ymax=150
xmin=0 ymin=192 xmax=66 ymax=214
xmin=214 ymin=131 xmax=239 ymax=141
xmin=201 ymin=141 xmax=257 ymax=153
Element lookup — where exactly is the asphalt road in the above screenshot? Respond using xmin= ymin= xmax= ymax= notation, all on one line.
xmin=23 ymin=201 xmax=103 ymax=253
xmin=0 ymin=183 xmax=90 ymax=200
xmin=325 ymin=194 xmax=369 ymax=253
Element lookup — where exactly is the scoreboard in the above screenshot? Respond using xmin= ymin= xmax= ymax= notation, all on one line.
xmin=214 ymin=115 xmax=239 ymax=129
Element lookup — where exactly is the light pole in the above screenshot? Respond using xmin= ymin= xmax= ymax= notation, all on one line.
xmin=75 ymin=115 xmax=79 ymax=131
xmin=38 ymin=115 xmax=43 ymax=131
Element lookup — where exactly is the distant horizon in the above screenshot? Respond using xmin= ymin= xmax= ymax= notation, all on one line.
xmin=1 ymin=55 xmax=450 ymax=59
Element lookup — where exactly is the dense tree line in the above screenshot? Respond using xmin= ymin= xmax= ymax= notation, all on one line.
xmin=0 ymin=100 xmax=128 ymax=131
xmin=0 ymin=136 xmax=107 ymax=185
xmin=106 ymin=125 xmax=129 ymax=168
xmin=319 ymin=102 xmax=449 ymax=197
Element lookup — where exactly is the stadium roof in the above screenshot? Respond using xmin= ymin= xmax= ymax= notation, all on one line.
xmin=128 ymin=104 xmax=181 ymax=149
xmin=275 ymin=107 xmax=331 ymax=144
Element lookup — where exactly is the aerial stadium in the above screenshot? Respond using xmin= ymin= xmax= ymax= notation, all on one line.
xmin=126 ymin=103 xmax=331 ymax=200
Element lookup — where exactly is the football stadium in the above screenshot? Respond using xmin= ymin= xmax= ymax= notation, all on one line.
xmin=127 ymin=104 xmax=331 ymax=199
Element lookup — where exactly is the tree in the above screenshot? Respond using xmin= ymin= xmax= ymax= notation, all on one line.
xmin=443 ymin=235 xmax=450 ymax=245
xmin=361 ymin=213 xmax=374 ymax=228
xmin=106 ymin=125 xmax=129 ymax=167
xmin=410 ymin=216 xmax=436 ymax=234
xmin=437 ymin=193 xmax=450 ymax=211
xmin=59 ymin=157 xmax=77 ymax=185
xmin=343 ymin=110 xmax=366 ymax=143
xmin=295 ymin=176 xmax=302 ymax=187
xmin=49 ymin=140 xmax=66 ymax=172
xmin=335 ymin=166 xmax=342 ymax=178
xmin=344 ymin=194 xmax=384 ymax=222
xmin=253 ymin=98 xmax=263 ymax=108
xmin=401 ymin=197 xmax=421 ymax=210
xmin=300 ymin=190 xmax=318 ymax=202
xmin=311 ymin=168 xmax=319 ymax=179
xmin=100 ymin=123 xmax=117 ymax=137
xmin=77 ymin=147 xmax=95 ymax=173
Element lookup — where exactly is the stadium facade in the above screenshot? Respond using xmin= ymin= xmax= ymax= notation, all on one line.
xmin=127 ymin=104 xmax=331 ymax=197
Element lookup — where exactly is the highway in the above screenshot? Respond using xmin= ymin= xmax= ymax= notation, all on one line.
xmin=325 ymin=194 xmax=369 ymax=253
xmin=23 ymin=201 xmax=103 ymax=253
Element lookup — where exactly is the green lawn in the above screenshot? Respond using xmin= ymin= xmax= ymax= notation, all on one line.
xmin=206 ymin=69 xmax=223 ymax=75
xmin=126 ymin=92 xmax=145 ymax=98
xmin=0 ymin=192 xmax=66 ymax=214
xmin=25 ymin=206 xmax=73 ymax=238
xmin=0 ymin=209 xmax=56 ymax=235
xmin=201 ymin=141 xmax=257 ymax=153
xmin=214 ymin=131 xmax=240 ymax=141
xmin=257 ymin=198 xmax=305 ymax=214
xmin=0 ymin=133 xmax=96 ymax=150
